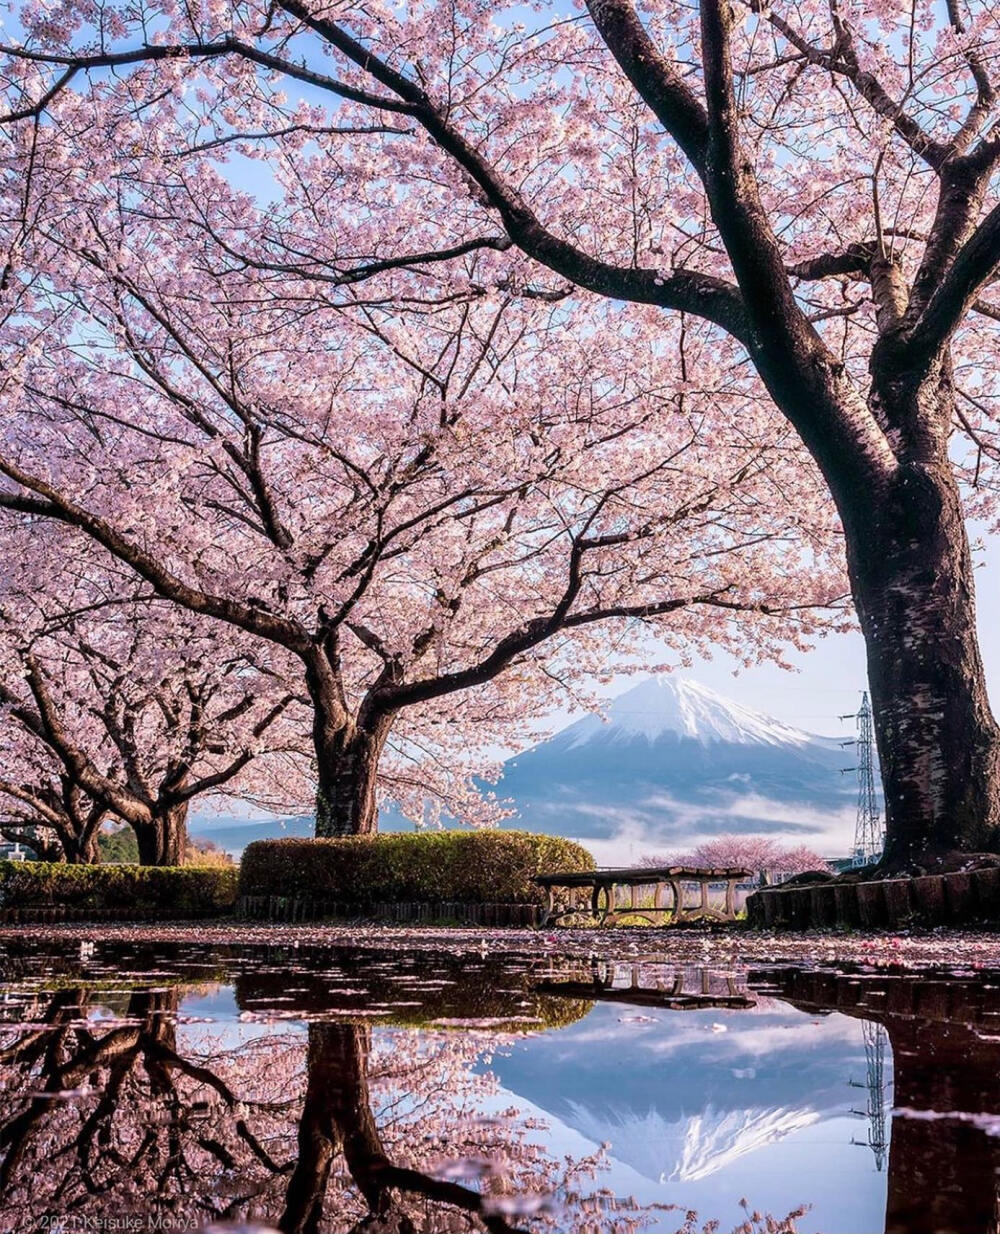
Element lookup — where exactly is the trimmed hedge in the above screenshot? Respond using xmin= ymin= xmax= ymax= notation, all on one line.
xmin=0 ymin=861 xmax=238 ymax=915
xmin=233 ymin=949 xmax=594 ymax=1030
xmin=239 ymin=830 xmax=595 ymax=906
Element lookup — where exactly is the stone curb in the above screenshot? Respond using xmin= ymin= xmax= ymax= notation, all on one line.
xmin=747 ymin=868 xmax=1000 ymax=929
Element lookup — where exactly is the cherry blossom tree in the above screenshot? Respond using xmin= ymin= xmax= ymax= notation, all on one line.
xmin=694 ymin=836 xmax=829 ymax=875
xmin=0 ymin=740 xmax=106 ymax=863
xmin=1 ymin=0 xmax=998 ymax=868
xmin=0 ymin=548 xmax=305 ymax=863
xmin=0 ymin=131 xmax=843 ymax=838
xmin=644 ymin=836 xmax=830 ymax=876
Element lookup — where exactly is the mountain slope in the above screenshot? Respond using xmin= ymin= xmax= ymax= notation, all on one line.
xmin=491 ymin=999 xmax=872 ymax=1185
xmin=558 ymin=676 xmax=815 ymax=749
xmin=493 ymin=675 xmax=860 ymax=852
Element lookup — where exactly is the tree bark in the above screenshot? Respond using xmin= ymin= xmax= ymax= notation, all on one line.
xmin=134 ymin=803 xmax=189 ymax=866
xmin=842 ymin=383 xmax=1000 ymax=868
xmin=280 ymin=1023 xmax=401 ymax=1234
xmin=62 ymin=831 xmax=99 ymax=864
xmin=314 ymin=721 xmax=394 ymax=838
xmin=883 ymin=1014 xmax=1000 ymax=1234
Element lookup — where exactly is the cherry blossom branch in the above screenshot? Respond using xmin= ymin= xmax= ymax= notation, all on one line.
xmin=0 ymin=23 xmax=750 ymax=337
xmin=273 ymin=0 xmax=752 ymax=338
xmin=0 ymin=38 xmax=417 ymax=118
xmin=904 ymin=198 xmax=1000 ymax=363
xmin=585 ymin=0 xmax=710 ymax=173
xmin=752 ymin=3 xmax=949 ymax=168
xmin=0 ymin=457 xmax=310 ymax=651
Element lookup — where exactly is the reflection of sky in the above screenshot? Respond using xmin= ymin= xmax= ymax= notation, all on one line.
xmin=175 ymin=985 xmax=308 ymax=1050
xmin=487 ymin=1000 xmax=889 ymax=1233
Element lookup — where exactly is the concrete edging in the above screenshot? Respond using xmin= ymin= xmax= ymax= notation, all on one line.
xmin=746 ymin=866 xmax=1000 ymax=929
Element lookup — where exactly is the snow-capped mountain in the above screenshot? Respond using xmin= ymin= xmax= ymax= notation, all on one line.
xmin=565 ymin=1101 xmax=822 ymax=1182
xmin=493 ymin=675 xmax=861 ymax=855
xmin=559 ymin=676 xmax=815 ymax=749
xmin=491 ymin=999 xmax=876 ymax=1188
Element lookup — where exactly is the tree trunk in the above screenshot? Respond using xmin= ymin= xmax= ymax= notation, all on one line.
xmin=62 ymin=831 xmax=99 ymax=864
xmin=883 ymin=1013 xmax=1000 ymax=1234
xmin=314 ymin=716 xmax=394 ymax=839
xmin=280 ymin=1023 xmax=401 ymax=1234
xmin=843 ymin=428 xmax=1000 ymax=868
xmin=134 ymin=803 xmax=189 ymax=866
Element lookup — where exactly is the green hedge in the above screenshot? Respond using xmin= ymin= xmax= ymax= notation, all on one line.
xmin=0 ymin=861 xmax=238 ymax=914
xmin=239 ymin=830 xmax=595 ymax=906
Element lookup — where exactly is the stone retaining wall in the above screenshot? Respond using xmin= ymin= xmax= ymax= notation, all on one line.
xmin=0 ymin=906 xmax=223 ymax=924
xmin=746 ymin=867 xmax=1000 ymax=929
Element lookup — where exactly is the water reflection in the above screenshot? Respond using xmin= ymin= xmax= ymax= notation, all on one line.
xmin=0 ymin=949 xmax=644 ymax=1233
xmin=282 ymin=1022 xmax=570 ymax=1234
xmin=0 ymin=942 xmax=997 ymax=1232
xmin=760 ymin=966 xmax=1000 ymax=1234
xmin=0 ymin=982 xmax=300 ymax=1224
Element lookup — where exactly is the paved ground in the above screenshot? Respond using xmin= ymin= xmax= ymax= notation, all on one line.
xmin=1 ymin=919 xmax=998 ymax=970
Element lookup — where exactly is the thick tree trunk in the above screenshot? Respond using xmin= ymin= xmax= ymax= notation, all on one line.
xmin=280 ymin=1023 xmax=400 ymax=1234
xmin=134 ymin=803 xmax=189 ymax=866
xmin=883 ymin=1014 xmax=1000 ymax=1234
xmin=842 ymin=418 xmax=1000 ymax=868
xmin=62 ymin=831 xmax=99 ymax=864
xmin=314 ymin=715 xmax=394 ymax=839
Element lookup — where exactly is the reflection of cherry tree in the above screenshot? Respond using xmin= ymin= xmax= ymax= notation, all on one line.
xmin=0 ymin=984 xmax=654 ymax=1232
xmin=0 ymin=978 xmax=807 ymax=1233
xmin=0 ymin=986 xmax=303 ymax=1226
xmin=280 ymin=1022 xmax=640 ymax=1234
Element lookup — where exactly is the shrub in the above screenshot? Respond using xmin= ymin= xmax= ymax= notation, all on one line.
xmin=233 ymin=952 xmax=593 ymax=1030
xmin=0 ymin=861 xmax=238 ymax=914
xmin=239 ymin=830 xmax=595 ymax=906
xmin=185 ymin=837 xmax=235 ymax=867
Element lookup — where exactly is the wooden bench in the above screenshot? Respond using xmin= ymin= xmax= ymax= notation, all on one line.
xmin=535 ymin=957 xmax=756 ymax=1008
xmin=533 ymin=865 xmax=752 ymax=927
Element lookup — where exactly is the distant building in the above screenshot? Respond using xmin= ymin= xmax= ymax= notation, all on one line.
xmin=0 ymin=825 xmax=52 ymax=861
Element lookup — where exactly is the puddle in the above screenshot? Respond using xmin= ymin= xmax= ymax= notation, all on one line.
xmin=0 ymin=940 xmax=993 ymax=1231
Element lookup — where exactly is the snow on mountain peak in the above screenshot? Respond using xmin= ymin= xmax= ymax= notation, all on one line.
xmin=563 ymin=675 xmax=815 ymax=749
xmin=564 ymin=1100 xmax=822 ymax=1183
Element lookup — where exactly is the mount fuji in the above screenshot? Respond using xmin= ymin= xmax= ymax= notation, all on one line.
xmin=492 ymin=675 xmax=860 ymax=857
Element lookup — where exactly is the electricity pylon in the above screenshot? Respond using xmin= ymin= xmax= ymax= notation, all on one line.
xmin=842 ymin=691 xmax=884 ymax=866
xmin=849 ymin=1020 xmax=891 ymax=1172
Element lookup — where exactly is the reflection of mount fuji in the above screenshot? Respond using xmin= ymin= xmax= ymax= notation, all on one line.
xmin=494 ymin=675 xmax=859 ymax=847
xmin=491 ymin=1000 xmax=871 ymax=1184
xmin=566 ymin=1102 xmax=821 ymax=1182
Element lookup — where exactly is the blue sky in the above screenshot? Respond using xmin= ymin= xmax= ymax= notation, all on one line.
xmin=592 ymin=532 xmax=1000 ymax=739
